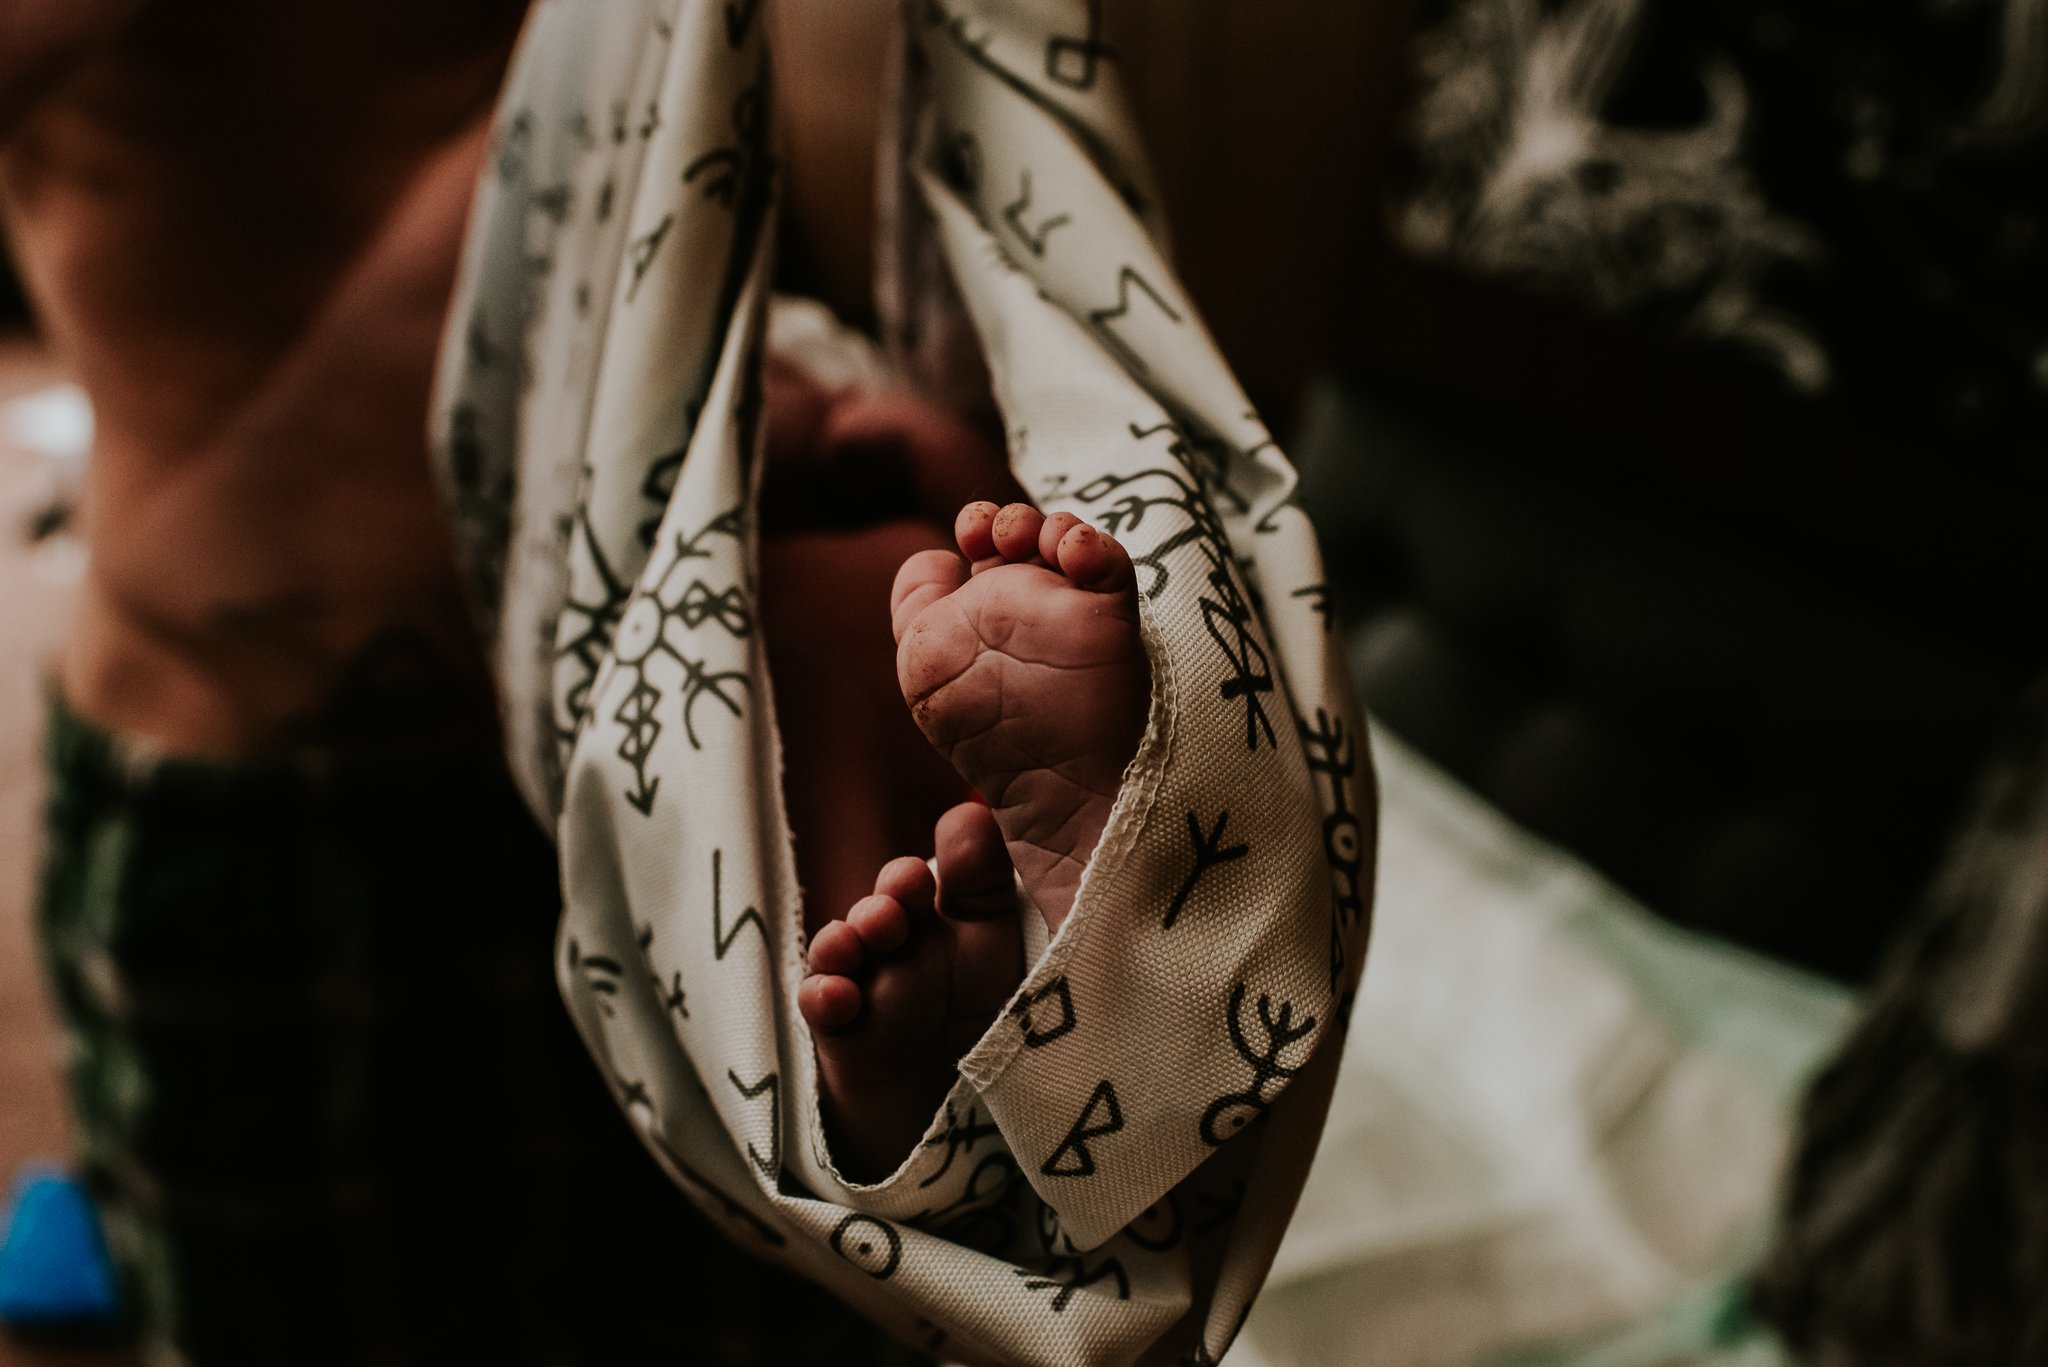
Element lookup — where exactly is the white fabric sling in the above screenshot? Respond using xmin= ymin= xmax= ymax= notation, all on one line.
xmin=430 ymin=2 xmax=1375 ymax=1362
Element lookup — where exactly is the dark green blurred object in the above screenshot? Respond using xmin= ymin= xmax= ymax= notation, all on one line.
xmin=36 ymin=697 xmax=918 ymax=1367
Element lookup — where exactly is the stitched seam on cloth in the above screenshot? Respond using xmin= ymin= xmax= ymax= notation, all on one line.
xmin=956 ymin=591 xmax=1177 ymax=1095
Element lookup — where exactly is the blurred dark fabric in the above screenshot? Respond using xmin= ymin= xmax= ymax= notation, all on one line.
xmin=1756 ymin=680 xmax=2048 ymax=1365
xmin=1300 ymin=1 xmax=2048 ymax=1354
xmin=36 ymin=696 xmax=916 ymax=1367
xmin=1303 ymin=0 xmax=2048 ymax=980
xmin=1391 ymin=0 xmax=2047 ymax=477
xmin=1297 ymin=374 xmax=2018 ymax=981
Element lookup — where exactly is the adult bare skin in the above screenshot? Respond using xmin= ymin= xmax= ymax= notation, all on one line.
xmin=3 ymin=0 xmax=1382 ymax=757
xmin=1 ymin=14 xmax=937 ymax=1360
xmin=0 ymin=1 xmax=528 ymax=753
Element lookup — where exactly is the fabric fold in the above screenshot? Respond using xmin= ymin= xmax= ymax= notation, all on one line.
xmin=429 ymin=1 xmax=1374 ymax=1360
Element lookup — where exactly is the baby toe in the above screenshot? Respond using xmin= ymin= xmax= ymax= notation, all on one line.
xmin=890 ymin=548 xmax=969 ymax=641
xmin=1036 ymin=511 xmax=1082 ymax=565
xmin=990 ymin=502 xmax=1046 ymax=564
xmin=1054 ymin=521 xmax=1136 ymax=593
xmin=798 ymin=973 xmax=863 ymax=1033
xmin=955 ymin=501 xmax=1002 ymax=564
xmin=808 ymin=919 xmax=867 ymax=977
xmin=872 ymin=855 xmax=937 ymax=912
xmin=935 ymin=802 xmax=1016 ymax=922
xmin=849 ymin=893 xmax=913 ymax=953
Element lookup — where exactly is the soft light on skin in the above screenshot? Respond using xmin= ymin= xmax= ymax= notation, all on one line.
xmin=4 ymin=383 xmax=93 ymax=584
xmin=3 ymin=383 xmax=93 ymax=465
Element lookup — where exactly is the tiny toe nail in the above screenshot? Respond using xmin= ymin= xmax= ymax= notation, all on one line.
xmin=956 ymin=502 xmax=1000 ymax=558
xmin=850 ymin=894 xmax=911 ymax=951
xmin=875 ymin=855 xmax=936 ymax=907
xmin=991 ymin=503 xmax=1046 ymax=560
xmin=1038 ymin=512 xmax=1081 ymax=564
xmin=801 ymin=976 xmax=862 ymax=1032
xmin=808 ymin=921 xmax=865 ymax=977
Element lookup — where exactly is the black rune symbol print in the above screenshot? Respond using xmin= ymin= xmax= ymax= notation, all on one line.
xmin=465 ymin=314 xmax=501 ymax=370
xmin=1044 ymin=0 xmax=1112 ymax=89
xmin=1291 ymin=583 xmax=1335 ymax=632
xmin=636 ymin=925 xmax=688 ymax=1019
xmin=555 ymin=505 xmax=630 ymax=743
xmin=1163 ymin=810 xmax=1251 ymax=929
xmin=637 ymin=446 xmax=688 ymax=549
xmin=932 ymin=4 xmax=1151 ymax=215
xmin=496 ymin=109 xmax=532 ymax=182
xmin=530 ymin=183 xmax=570 ymax=224
xmin=677 ymin=580 xmax=750 ymax=634
xmin=1041 ymin=1079 xmax=1124 ymax=1178
xmin=684 ymin=149 xmax=741 ymax=203
xmin=1015 ymin=1253 xmax=1130 ymax=1312
xmin=1088 ymin=265 xmax=1182 ymax=376
xmin=1072 ymin=471 xmax=1210 ymax=594
xmin=1299 ymin=708 xmax=1367 ymax=991
xmin=613 ymin=675 xmax=665 ymax=814
xmin=1068 ymin=422 xmax=1238 ymax=600
xmin=625 ymin=212 xmax=675 ymax=302
xmin=604 ymin=505 xmax=752 ymax=813
xmin=1200 ymin=984 xmax=1317 ymax=1146
xmin=1130 ymin=418 xmax=1248 ymax=517
xmin=727 ymin=1067 xmax=780 ymax=1179
xmin=613 ymin=1073 xmax=652 ymax=1113
xmin=830 ymin=1214 xmax=902 ymax=1279
xmin=568 ymin=938 xmax=624 ymax=1018
xmin=442 ymin=405 xmax=510 ymax=613
xmin=1003 ymin=170 xmax=1071 ymax=256
xmin=683 ymin=87 xmax=768 ymax=207
xmin=918 ymin=1101 xmax=1003 ymax=1189
xmin=1010 ymin=975 xmax=1077 ymax=1046
xmin=710 ymin=849 xmax=768 ymax=961
xmin=1199 ymin=542 xmax=1277 ymax=751
xmin=1147 ymin=419 xmax=1244 ymax=519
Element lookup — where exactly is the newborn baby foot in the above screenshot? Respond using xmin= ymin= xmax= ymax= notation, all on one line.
xmin=891 ymin=502 xmax=1150 ymax=934
xmin=799 ymin=802 xmax=1023 ymax=1181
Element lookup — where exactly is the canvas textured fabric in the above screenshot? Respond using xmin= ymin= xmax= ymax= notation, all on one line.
xmin=429 ymin=2 xmax=1372 ymax=1362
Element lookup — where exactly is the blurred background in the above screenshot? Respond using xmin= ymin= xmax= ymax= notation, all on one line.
xmin=2 ymin=0 xmax=2043 ymax=1362
xmin=774 ymin=0 xmax=2048 ymax=980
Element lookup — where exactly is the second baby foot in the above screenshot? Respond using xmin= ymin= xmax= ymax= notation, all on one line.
xmin=891 ymin=502 xmax=1150 ymax=934
xmin=798 ymin=802 xmax=1023 ymax=1181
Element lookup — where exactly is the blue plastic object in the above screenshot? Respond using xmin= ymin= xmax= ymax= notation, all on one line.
xmin=0 ymin=1166 xmax=119 ymax=1328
